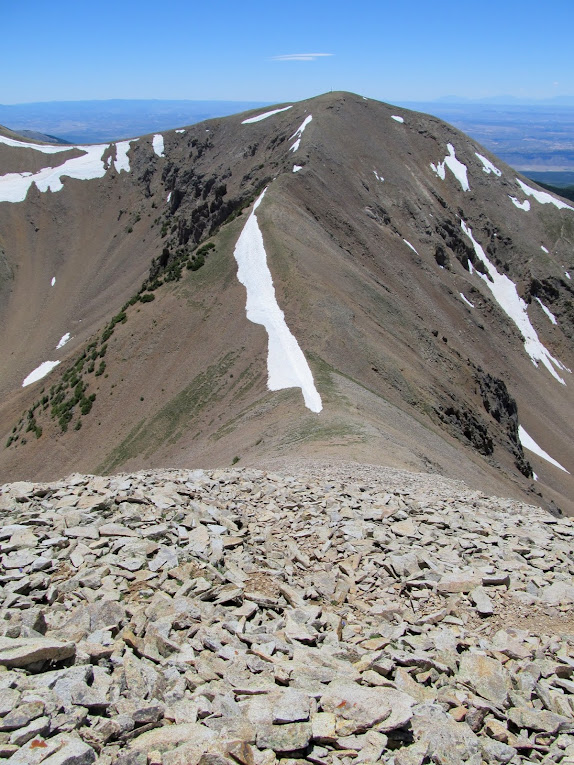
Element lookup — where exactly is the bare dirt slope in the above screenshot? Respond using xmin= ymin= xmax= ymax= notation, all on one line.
xmin=0 ymin=93 xmax=572 ymax=513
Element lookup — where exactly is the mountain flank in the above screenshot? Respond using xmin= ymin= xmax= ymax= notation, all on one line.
xmin=0 ymin=92 xmax=572 ymax=513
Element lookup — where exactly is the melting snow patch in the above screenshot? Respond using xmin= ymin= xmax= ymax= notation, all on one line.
xmin=152 ymin=135 xmax=164 ymax=157
xmin=391 ymin=115 xmax=404 ymax=123
xmin=51 ymin=277 xmax=56 ymax=287
xmin=0 ymin=135 xmax=76 ymax=154
xmin=242 ymin=106 xmax=293 ymax=124
xmin=22 ymin=360 xmax=60 ymax=387
xmin=167 ymin=191 xmax=172 ymax=202
xmin=114 ymin=140 xmax=136 ymax=173
xmin=461 ymin=220 xmax=569 ymax=384
xmin=541 ymin=246 xmax=549 ymax=253
xmin=460 ymin=293 xmax=474 ymax=308
xmin=431 ymin=144 xmax=469 ymax=191
xmin=518 ymin=425 xmax=570 ymax=473
xmin=532 ymin=472 xmax=538 ymax=481
xmin=566 ymin=272 xmax=571 ymax=280
xmin=0 ymin=144 xmax=110 ymax=203
xmin=509 ymin=196 xmax=530 ymax=211
xmin=289 ymin=115 xmax=312 ymax=153
xmin=175 ymin=129 xmax=185 ymax=133
xmin=293 ymin=165 xmax=302 ymax=173
xmin=516 ymin=179 xmax=574 ymax=211
xmin=373 ymin=171 xmax=384 ymax=182
xmin=535 ymin=297 xmax=557 ymax=325
xmin=403 ymin=239 xmax=419 ymax=255
xmin=56 ymin=332 xmax=71 ymax=349
xmin=475 ymin=152 xmax=501 ymax=176
xmin=232 ymin=188 xmax=322 ymax=413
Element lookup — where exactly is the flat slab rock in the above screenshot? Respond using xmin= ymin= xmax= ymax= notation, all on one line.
xmin=0 ymin=637 xmax=75 ymax=668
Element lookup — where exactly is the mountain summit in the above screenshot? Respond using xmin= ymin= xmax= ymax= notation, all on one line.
xmin=0 ymin=92 xmax=572 ymax=512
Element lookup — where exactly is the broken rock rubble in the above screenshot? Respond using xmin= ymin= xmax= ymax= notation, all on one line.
xmin=0 ymin=465 xmax=573 ymax=764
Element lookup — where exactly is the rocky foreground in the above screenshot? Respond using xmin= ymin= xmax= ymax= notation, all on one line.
xmin=0 ymin=465 xmax=573 ymax=765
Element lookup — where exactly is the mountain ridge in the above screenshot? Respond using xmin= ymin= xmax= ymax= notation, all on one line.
xmin=0 ymin=92 xmax=572 ymax=513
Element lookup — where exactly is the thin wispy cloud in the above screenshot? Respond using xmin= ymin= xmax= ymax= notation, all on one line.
xmin=272 ymin=53 xmax=333 ymax=62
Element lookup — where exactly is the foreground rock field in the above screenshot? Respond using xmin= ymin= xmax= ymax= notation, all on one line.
xmin=1 ymin=465 xmax=573 ymax=765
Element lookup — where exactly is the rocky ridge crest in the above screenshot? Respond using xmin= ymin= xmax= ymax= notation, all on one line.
xmin=1 ymin=465 xmax=574 ymax=764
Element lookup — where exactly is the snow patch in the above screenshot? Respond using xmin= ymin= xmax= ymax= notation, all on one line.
xmin=403 ymin=239 xmax=419 ymax=255
xmin=475 ymin=152 xmax=501 ymax=176
xmin=516 ymin=179 xmax=574 ymax=211
xmin=533 ymin=472 xmax=538 ymax=481
xmin=241 ymin=106 xmax=293 ymax=124
xmin=114 ymin=140 xmax=136 ymax=173
xmin=566 ymin=272 xmax=571 ymax=280
xmin=541 ymin=246 xmax=549 ymax=253
xmin=535 ymin=297 xmax=557 ymax=325
xmin=175 ymin=129 xmax=185 ymax=133
xmin=152 ymin=135 xmax=164 ymax=157
xmin=289 ymin=115 xmax=312 ymax=153
xmin=518 ymin=425 xmax=570 ymax=474
xmin=293 ymin=165 xmax=302 ymax=173
xmin=461 ymin=220 xmax=569 ymax=384
xmin=22 ymin=360 xmax=60 ymax=387
xmin=232 ymin=188 xmax=322 ymax=413
xmin=51 ymin=277 xmax=56 ymax=287
xmin=509 ymin=196 xmax=530 ymax=211
xmin=167 ymin=191 xmax=172 ymax=202
xmin=391 ymin=115 xmax=404 ymax=123
xmin=460 ymin=293 xmax=474 ymax=308
xmin=56 ymin=332 xmax=72 ymax=349
xmin=0 ymin=144 xmax=110 ymax=203
xmin=373 ymin=171 xmax=384 ymax=182
xmin=431 ymin=144 xmax=469 ymax=191
xmin=0 ymin=135 xmax=76 ymax=154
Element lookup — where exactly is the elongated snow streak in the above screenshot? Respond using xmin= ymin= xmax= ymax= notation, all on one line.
xmin=403 ymin=239 xmax=419 ymax=255
xmin=167 ymin=191 xmax=172 ymax=202
xmin=56 ymin=332 xmax=71 ymax=349
xmin=475 ymin=152 xmax=501 ymax=176
xmin=509 ymin=196 xmax=530 ymax=211
xmin=152 ymin=135 xmax=164 ymax=157
xmin=22 ymin=360 xmax=60 ymax=387
xmin=293 ymin=165 xmax=302 ymax=173
xmin=431 ymin=144 xmax=469 ymax=191
xmin=518 ymin=425 xmax=570 ymax=474
xmin=566 ymin=272 xmax=572 ymax=280
xmin=516 ymin=179 xmax=574 ymax=211
xmin=373 ymin=171 xmax=384 ymax=182
xmin=233 ymin=189 xmax=322 ymax=413
xmin=541 ymin=246 xmax=549 ymax=253
xmin=51 ymin=277 xmax=56 ymax=287
xmin=289 ymin=115 xmax=312 ymax=152
xmin=391 ymin=115 xmax=404 ymax=123
xmin=242 ymin=106 xmax=293 ymax=124
xmin=0 ymin=135 xmax=75 ymax=154
xmin=535 ymin=297 xmax=557 ymax=325
xmin=114 ymin=140 xmax=135 ymax=172
xmin=175 ymin=129 xmax=185 ymax=133
xmin=460 ymin=293 xmax=474 ymax=308
xmin=461 ymin=220 xmax=569 ymax=384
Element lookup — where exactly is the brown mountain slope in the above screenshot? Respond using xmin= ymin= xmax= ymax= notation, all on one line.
xmin=0 ymin=93 xmax=572 ymax=513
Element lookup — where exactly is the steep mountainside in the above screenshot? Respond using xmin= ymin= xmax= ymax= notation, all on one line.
xmin=0 ymin=93 xmax=572 ymax=513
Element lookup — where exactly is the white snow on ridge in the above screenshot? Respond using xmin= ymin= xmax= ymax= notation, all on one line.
xmin=22 ymin=360 xmax=60 ymax=387
xmin=391 ymin=115 xmax=404 ymax=123
xmin=535 ymin=297 xmax=557 ymax=325
xmin=242 ymin=106 xmax=293 ymax=124
xmin=518 ymin=425 xmax=570 ymax=474
xmin=51 ymin=277 xmax=56 ymax=287
xmin=232 ymin=188 xmax=322 ymax=413
xmin=0 ymin=135 xmax=76 ymax=154
xmin=431 ymin=144 xmax=469 ymax=191
xmin=114 ymin=140 xmax=136 ymax=173
xmin=175 ymin=129 xmax=185 ymax=133
xmin=509 ymin=196 xmax=530 ymax=211
xmin=460 ymin=293 xmax=474 ymax=308
xmin=403 ymin=239 xmax=419 ymax=255
xmin=56 ymin=332 xmax=72 ymax=349
xmin=293 ymin=165 xmax=302 ymax=173
xmin=516 ymin=179 xmax=574 ymax=211
xmin=566 ymin=272 xmax=572 ymax=280
xmin=461 ymin=220 xmax=569 ymax=384
xmin=167 ymin=191 xmax=172 ymax=202
xmin=152 ymin=135 xmax=165 ymax=157
xmin=475 ymin=152 xmax=501 ymax=176
xmin=289 ymin=115 xmax=313 ymax=153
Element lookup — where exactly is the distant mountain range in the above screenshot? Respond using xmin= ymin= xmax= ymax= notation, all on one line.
xmin=0 ymin=93 xmax=572 ymax=515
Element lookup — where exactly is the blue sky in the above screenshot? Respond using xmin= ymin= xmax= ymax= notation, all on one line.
xmin=2 ymin=0 xmax=573 ymax=104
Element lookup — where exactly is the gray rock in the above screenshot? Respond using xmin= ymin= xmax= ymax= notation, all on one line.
xmin=0 ymin=636 xmax=75 ymax=668
xmin=256 ymin=722 xmax=312 ymax=752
